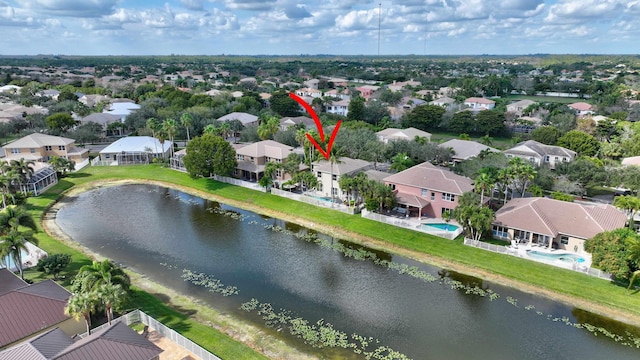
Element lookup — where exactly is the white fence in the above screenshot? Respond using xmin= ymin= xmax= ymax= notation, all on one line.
xmin=270 ymin=188 xmax=357 ymax=214
xmin=74 ymin=158 xmax=90 ymax=171
xmin=211 ymin=174 xmax=266 ymax=192
xmin=361 ymin=210 xmax=462 ymax=240
xmin=462 ymin=238 xmax=612 ymax=280
xmin=82 ymin=309 xmax=221 ymax=360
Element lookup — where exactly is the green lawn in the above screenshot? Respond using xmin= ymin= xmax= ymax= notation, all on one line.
xmin=23 ymin=164 xmax=640 ymax=356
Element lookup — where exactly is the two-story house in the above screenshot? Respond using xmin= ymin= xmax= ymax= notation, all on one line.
xmin=279 ymin=116 xmax=315 ymax=131
xmin=493 ymin=197 xmax=626 ymax=253
xmin=234 ymin=140 xmax=296 ymax=182
xmin=2 ymin=133 xmax=89 ymax=165
xmin=217 ymin=112 xmax=259 ymax=127
xmin=463 ymin=97 xmax=496 ymax=111
xmin=568 ymin=102 xmax=595 ymax=117
xmin=506 ymin=99 xmax=537 ymax=117
xmin=503 ymin=140 xmax=576 ymax=169
xmin=294 ymin=88 xmax=323 ymax=99
xmin=383 ymin=162 xmax=474 ymax=218
xmin=325 ymin=99 xmax=350 ymax=117
xmin=312 ymin=157 xmax=373 ymax=201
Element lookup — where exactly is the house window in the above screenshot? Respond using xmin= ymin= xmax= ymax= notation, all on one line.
xmin=237 ymin=155 xmax=243 ymax=161
xmin=560 ymin=235 xmax=569 ymax=245
xmin=30 ymin=148 xmax=36 ymax=154
xmin=431 ymin=192 xmax=435 ymax=200
xmin=332 ymin=174 xmax=337 ymax=181
xmin=442 ymin=193 xmax=455 ymax=202
xmin=317 ymin=172 xmax=321 ymax=178
xmin=441 ymin=208 xmax=452 ymax=217
xmin=45 ymin=146 xmax=52 ymax=151
xmin=493 ymin=225 xmax=509 ymax=239
xmin=58 ymin=145 xmax=65 ymax=150
xmin=544 ymin=156 xmax=549 ymax=162
xmin=332 ymin=187 xmax=338 ymax=196
xmin=421 ymin=189 xmax=428 ymax=196
xmin=562 ymin=157 xmax=568 ymax=162
xmin=554 ymin=157 xmax=559 ymax=162
xmin=275 ymin=169 xmax=282 ymax=178
xmin=10 ymin=148 xmax=20 ymax=154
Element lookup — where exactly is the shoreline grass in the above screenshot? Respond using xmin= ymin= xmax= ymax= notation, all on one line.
xmin=24 ymin=164 xmax=640 ymax=357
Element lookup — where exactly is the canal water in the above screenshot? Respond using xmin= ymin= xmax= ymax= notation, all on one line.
xmin=55 ymin=184 xmax=640 ymax=359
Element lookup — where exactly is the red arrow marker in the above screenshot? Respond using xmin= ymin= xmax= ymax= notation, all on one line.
xmin=289 ymin=92 xmax=342 ymax=160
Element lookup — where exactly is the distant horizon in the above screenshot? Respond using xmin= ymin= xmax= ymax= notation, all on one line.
xmin=1 ymin=53 xmax=639 ymax=58
xmin=1 ymin=1 xmax=639 ymax=56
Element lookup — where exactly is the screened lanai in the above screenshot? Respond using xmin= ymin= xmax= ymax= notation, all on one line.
xmin=21 ymin=165 xmax=58 ymax=196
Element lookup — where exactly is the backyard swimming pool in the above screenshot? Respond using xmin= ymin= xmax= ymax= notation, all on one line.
xmin=419 ymin=223 xmax=460 ymax=231
xmin=526 ymin=250 xmax=586 ymax=263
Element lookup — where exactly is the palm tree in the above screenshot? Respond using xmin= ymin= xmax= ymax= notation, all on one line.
xmin=0 ymin=229 xmax=38 ymax=279
xmin=219 ymin=122 xmax=231 ymax=140
xmin=203 ymin=124 xmax=219 ymax=135
xmin=613 ymin=195 xmax=640 ymax=229
xmin=9 ymin=159 xmax=35 ymax=193
xmin=65 ymin=292 xmax=96 ymax=335
xmin=295 ymin=128 xmax=308 ymax=163
xmin=156 ymin=129 xmax=168 ymax=161
xmin=0 ymin=205 xmax=37 ymax=234
xmin=0 ymin=174 xmax=11 ymax=208
xmin=74 ymin=259 xmax=131 ymax=294
xmin=180 ymin=112 xmax=193 ymax=142
xmin=95 ymin=283 xmax=127 ymax=325
xmin=257 ymin=116 xmax=280 ymax=140
xmin=497 ymin=167 xmax=512 ymax=204
xmin=474 ymin=172 xmax=495 ymax=205
xmin=163 ymin=118 xmax=178 ymax=158
xmin=146 ymin=118 xmax=160 ymax=155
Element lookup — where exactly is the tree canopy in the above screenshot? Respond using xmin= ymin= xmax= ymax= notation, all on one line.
xmin=183 ymin=133 xmax=237 ymax=178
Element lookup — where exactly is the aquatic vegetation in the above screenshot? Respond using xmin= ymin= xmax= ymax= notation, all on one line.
xmin=181 ymin=269 xmax=239 ymax=296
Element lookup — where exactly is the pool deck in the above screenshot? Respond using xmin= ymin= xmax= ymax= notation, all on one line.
xmin=507 ymin=243 xmax=592 ymax=270
xmin=0 ymin=242 xmax=47 ymax=272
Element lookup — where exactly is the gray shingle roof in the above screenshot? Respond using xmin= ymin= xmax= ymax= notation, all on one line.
xmin=2 ymin=133 xmax=75 ymax=150
xmin=504 ymin=140 xmax=576 ymax=158
xmin=438 ymin=139 xmax=498 ymax=161
xmin=217 ymin=112 xmax=258 ymax=126
xmin=312 ymin=157 xmax=372 ymax=176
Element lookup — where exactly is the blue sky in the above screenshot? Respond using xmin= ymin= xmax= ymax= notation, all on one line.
xmin=0 ymin=0 xmax=638 ymax=56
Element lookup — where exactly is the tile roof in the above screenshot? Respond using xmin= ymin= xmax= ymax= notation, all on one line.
xmin=217 ymin=112 xmax=258 ymax=125
xmin=383 ymin=162 xmax=474 ymax=195
xmin=504 ymin=140 xmax=576 ymax=158
xmin=438 ymin=139 xmax=498 ymax=161
xmin=0 ymin=279 xmax=71 ymax=348
xmin=312 ymin=157 xmax=372 ymax=176
xmin=376 ymin=127 xmax=431 ymax=141
xmin=53 ymin=322 xmax=162 ymax=360
xmin=464 ymin=97 xmax=495 ymax=104
xmin=2 ymin=133 xmax=75 ymax=149
xmin=568 ymin=102 xmax=593 ymax=111
xmin=494 ymin=197 xmax=626 ymax=239
xmin=236 ymin=140 xmax=293 ymax=159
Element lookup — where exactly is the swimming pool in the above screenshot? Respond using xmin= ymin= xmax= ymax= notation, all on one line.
xmin=419 ymin=223 xmax=460 ymax=231
xmin=526 ymin=250 xmax=585 ymax=263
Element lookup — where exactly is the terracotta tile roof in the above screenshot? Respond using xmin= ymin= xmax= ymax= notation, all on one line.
xmin=494 ymin=197 xmax=626 ymax=239
xmin=395 ymin=191 xmax=430 ymax=208
xmin=383 ymin=162 xmax=474 ymax=195
xmin=464 ymin=97 xmax=495 ymax=104
xmin=568 ymin=102 xmax=593 ymax=111
xmin=0 ymin=278 xmax=72 ymax=348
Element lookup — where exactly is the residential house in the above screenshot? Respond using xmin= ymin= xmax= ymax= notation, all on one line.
xmin=383 ymin=162 xmax=474 ymax=218
xmin=376 ymin=127 xmax=431 ymax=144
xmin=325 ymin=99 xmax=350 ymax=117
xmin=1 ymin=133 xmax=89 ymax=165
xmin=37 ymin=90 xmax=60 ymax=100
xmin=492 ymin=197 xmax=626 ymax=252
xmin=79 ymin=113 xmax=124 ymax=136
xmin=463 ymin=97 xmax=496 ymax=111
xmin=217 ymin=112 xmax=259 ymax=127
xmin=568 ymin=102 xmax=595 ymax=116
xmin=103 ymin=99 xmax=140 ymax=122
xmin=312 ymin=157 xmax=373 ymax=201
xmin=622 ymin=156 xmax=640 ymax=166
xmin=279 ymin=116 xmax=315 ymax=131
xmin=304 ymin=78 xmax=320 ymax=89
xmin=0 ymin=85 xmax=21 ymax=94
xmin=504 ymin=140 xmax=576 ymax=169
xmin=97 ymin=136 xmax=172 ymax=165
xmin=0 ymin=269 xmax=85 ymax=349
xmin=323 ymin=89 xmax=350 ymax=101
xmin=234 ymin=140 xmax=298 ymax=182
xmin=438 ymin=139 xmax=499 ymax=163
xmin=78 ymin=94 xmax=111 ymax=107
xmin=429 ymin=96 xmax=455 ymax=108
xmin=0 ymin=103 xmax=48 ymax=123
xmin=0 ymin=322 xmax=162 ymax=360
xmin=506 ymin=99 xmax=537 ymax=117
xmin=295 ymin=88 xmax=323 ymax=99
xmin=355 ymin=85 xmax=380 ymax=100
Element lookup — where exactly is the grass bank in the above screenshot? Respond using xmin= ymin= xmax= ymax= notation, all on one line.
xmin=28 ymin=165 xmax=640 ymax=355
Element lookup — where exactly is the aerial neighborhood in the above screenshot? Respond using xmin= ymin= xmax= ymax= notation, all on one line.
xmin=2 ymin=55 xmax=640 ymax=358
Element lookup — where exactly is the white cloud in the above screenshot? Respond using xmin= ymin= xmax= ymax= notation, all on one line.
xmin=24 ymin=0 xmax=117 ymax=17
